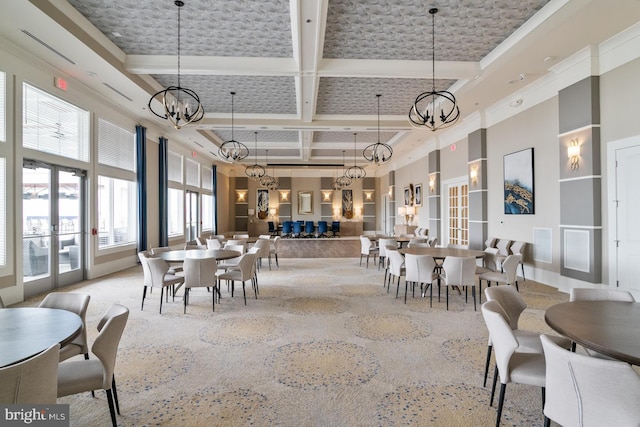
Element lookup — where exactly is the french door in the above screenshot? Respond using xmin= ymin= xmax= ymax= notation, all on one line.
xmin=23 ymin=161 xmax=85 ymax=297
xmin=444 ymin=178 xmax=469 ymax=247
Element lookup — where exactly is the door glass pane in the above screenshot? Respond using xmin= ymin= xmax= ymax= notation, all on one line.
xmin=23 ymin=167 xmax=51 ymax=280
xmin=58 ymin=170 xmax=81 ymax=273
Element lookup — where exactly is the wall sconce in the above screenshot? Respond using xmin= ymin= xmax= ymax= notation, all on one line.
xmin=279 ymin=190 xmax=289 ymax=202
xmin=269 ymin=208 xmax=277 ymax=218
xmin=388 ymin=186 xmax=393 ymax=197
xmin=323 ymin=191 xmax=332 ymax=202
xmin=469 ymin=166 xmax=478 ymax=186
xmin=568 ymin=139 xmax=580 ymax=170
xmin=429 ymin=176 xmax=435 ymax=193
xmin=364 ymin=191 xmax=373 ymax=201
xmin=398 ymin=206 xmax=406 ymax=224
xmin=236 ymin=190 xmax=247 ymax=202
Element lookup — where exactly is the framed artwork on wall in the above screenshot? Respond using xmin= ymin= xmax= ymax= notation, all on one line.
xmin=257 ymin=189 xmax=269 ymax=219
xmin=503 ymin=148 xmax=534 ymax=214
xmin=342 ymin=189 xmax=353 ymax=218
xmin=414 ymin=184 xmax=423 ymax=206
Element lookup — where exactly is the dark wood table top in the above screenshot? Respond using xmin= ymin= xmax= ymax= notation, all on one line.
xmin=545 ymin=301 xmax=640 ymax=365
xmin=398 ymin=247 xmax=485 ymax=259
xmin=158 ymin=249 xmax=241 ymax=262
xmin=0 ymin=307 xmax=82 ymax=367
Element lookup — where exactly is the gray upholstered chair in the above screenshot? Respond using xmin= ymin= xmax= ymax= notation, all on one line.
xmin=359 ymin=236 xmax=378 ymax=268
xmin=439 ymin=256 xmax=477 ymax=310
xmin=377 ymin=238 xmax=397 ymax=274
xmin=217 ymin=253 xmax=258 ymax=305
xmin=58 ymin=304 xmax=129 ymax=427
xmin=0 ymin=343 xmax=59 ymax=404
xmin=206 ymin=238 xmax=222 ymax=249
xmin=478 ymin=254 xmax=521 ymax=294
xmin=138 ymin=251 xmax=184 ymax=314
xmin=150 ymin=246 xmax=182 ymax=274
xmin=269 ymin=236 xmax=281 ymax=268
xmin=183 ymin=257 xmax=217 ymax=313
xmin=483 ymin=285 xmax=571 ymax=388
xmin=386 ymin=247 xmax=406 ymax=297
xmin=475 ymin=247 xmax=499 ymax=277
xmin=404 ymin=253 xmax=437 ymax=305
xmin=541 ymin=334 xmax=640 ymax=427
xmin=38 ymin=292 xmax=91 ymax=362
xmin=0 ymin=295 xmax=5 ymax=308
xmin=495 ymin=238 xmax=512 ymax=268
xmin=509 ymin=241 xmax=527 ymax=280
xmin=481 ymin=300 xmax=546 ymax=427
xmin=253 ymin=238 xmax=272 ymax=270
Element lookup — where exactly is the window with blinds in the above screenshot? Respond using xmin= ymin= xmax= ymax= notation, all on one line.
xmin=202 ymin=194 xmax=213 ymax=231
xmin=202 ymin=166 xmax=212 ymax=191
xmin=22 ymin=84 xmax=89 ymax=162
xmin=185 ymin=158 xmax=200 ymax=187
xmin=0 ymin=71 xmax=5 ymax=142
xmin=98 ymin=119 xmax=135 ymax=172
xmin=0 ymin=157 xmax=5 ymax=265
xmin=168 ymin=151 xmax=183 ymax=184
xmin=168 ymin=188 xmax=184 ymax=236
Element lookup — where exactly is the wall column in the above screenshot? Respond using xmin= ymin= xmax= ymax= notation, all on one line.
xmin=468 ymin=129 xmax=487 ymax=250
xmin=428 ymin=151 xmax=441 ymax=244
xmin=558 ymin=76 xmax=602 ymax=283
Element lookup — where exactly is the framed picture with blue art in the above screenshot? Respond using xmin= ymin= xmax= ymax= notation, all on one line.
xmin=503 ymin=148 xmax=534 ymax=214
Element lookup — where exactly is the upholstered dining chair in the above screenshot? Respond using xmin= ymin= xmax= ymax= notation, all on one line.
xmin=38 ymin=292 xmax=91 ymax=362
xmin=233 ymin=233 xmax=249 ymax=239
xmin=206 ymin=238 xmax=222 ymax=250
xmin=0 ymin=343 xmax=59 ymax=404
xmin=541 ymin=334 xmax=640 ymax=427
xmin=478 ymin=254 xmax=522 ymax=298
xmin=304 ymin=221 xmax=315 ymax=237
xmin=0 ymin=295 xmax=5 ymax=308
xmin=57 ymin=304 xmax=129 ymax=427
xmin=509 ymin=241 xmax=527 ymax=280
xmin=481 ymin=300 xmax=546 ymax=427
xmin=292 ymin=221 xmax=303 ymax=238
xmin=317 ymin=221 xmax=328 ymax=238
xmin=269 ymin=236 xmax=281 ymax=268
xmin=568 ymin=288 xmax=635 ymax=356
xmin=386 ymin=247 xmax=406 ymax=297
xmin=331 ymin=221 xmax=340 ymax=237
xmin=483 ymin=285 xmax=571 ymax=388
xmin=268 ymin=221 xmax=278 ymax=236
xmin=404 ymin=253 xmax=437 ymax=304
xmin=183 ymin=257 xmax=217 ymax=313
xmin=281 ymin=221 xmax=293 ymax=238
xmin=150 ymin=246 xmax=183 ymax=274
xmin=225 ymin=239 xmax=247 ymax=252
xmin=439 ymin=256 xmax=477 ymax=311
xmin=217 ymin=253 xmax=258 ymax=305
xmin=138 ymin=251 xmax=184 ymax=314
xmin=475 ymin=247 xmax=500 ymax=276
xmin=495 ymin=238 xmax=512 ymax=267
xmin=378 ymin=238 xmax=397 ymax=273
xmin=253 ymin=238 xmax=272 ymax=270
xmin=359 ymin=236 xmax=378 ymax=268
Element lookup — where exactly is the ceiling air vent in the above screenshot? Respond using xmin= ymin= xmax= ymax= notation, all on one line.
xmin=102 ymin=83 xmax=133 ymax=102
xmin=21 ymin=29 xmax=76 ymax=64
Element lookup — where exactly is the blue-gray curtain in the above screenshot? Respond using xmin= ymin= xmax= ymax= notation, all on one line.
xmin=212 ymin=164 xmax=217 ymax=235
xmin=136 ymin=125 xmax=147 ymax=252
xmin=159 ymin=137 xmax=169 ymax=246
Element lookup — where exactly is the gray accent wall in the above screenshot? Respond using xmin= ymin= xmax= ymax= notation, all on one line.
xmin=468 ymin=129 xmax=487 ymax=250
xmin=558 ymin=76 xmax=602 ymax=283
xmin=428 ymin=151 xmax=441 ymax=244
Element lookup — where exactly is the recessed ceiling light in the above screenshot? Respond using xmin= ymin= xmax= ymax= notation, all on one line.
xmin=111 ymin=32 xmax=122 ymax=38
xmin=544 ymin=56 xmax=556 ymax=62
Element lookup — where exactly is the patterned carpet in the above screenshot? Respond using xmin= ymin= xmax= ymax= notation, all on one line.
xmin=21 ymin=258 xmax=570 ymax=426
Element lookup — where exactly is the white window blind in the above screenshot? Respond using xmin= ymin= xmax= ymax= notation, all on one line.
xmin=168 ymin=151 xmax=183 ymax=184
xmin=202 ymin=166 xmax=212 ymax=190
xmin=0 ymin=157 xmax=5 ymax=265
xmin=185 ymin=158 xmax=199 ymax=187
xmin=0 ymin=71 xmax=5 ymax=142
xmin=23 ymin=84 xmax=89 ymax=162
xmin=98 ymin=119 xmax=136 ymax=172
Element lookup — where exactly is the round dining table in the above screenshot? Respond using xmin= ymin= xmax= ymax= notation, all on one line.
xmin=545 ymin=300 xmax=640 ymax=365
xmin=158 ymin=249 xmax=241 ymax=262
xmin=0 ymin=307 xmax=82 ymax=367
xmin=398 ymin=246 xmax=485 ymax=259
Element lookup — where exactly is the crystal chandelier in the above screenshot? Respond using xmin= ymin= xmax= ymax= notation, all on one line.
xmin=363 ymin=94 xmax=393 ymax=165
xmin=148 ymin=1 xmax=204 ymax=130
xmin=245 ymin=131 xmax=266 ymax=179
xmin=345 ymin=133 xmax=366 ymax=179
xmin=408 ymin=8 xmax=460 ymax=131
xmin=218 ymin=92 xmax=249 ymax=163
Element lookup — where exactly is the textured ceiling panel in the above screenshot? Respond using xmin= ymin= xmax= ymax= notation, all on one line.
xmin=316 ymin=77 xmax=456 ymax=116
xmin=151 ymin=75 xmax=297 ymax=114
xmin=214 ymin=130 xmax=299 ymax=143
xmin=68 ymin=0 xmax=292 ymax=57
xmin=323 ymin=0 xmax=549 ymax=61
xmin=314 ymin=131 xmax=397 ymax=144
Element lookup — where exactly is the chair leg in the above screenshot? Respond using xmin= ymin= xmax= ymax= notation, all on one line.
xmin=141 ymin=286 xmax=147 ymax=311
xmin=496 ymin=383 xmax=507 ymax=427
xmin=242 ymin=281 xmax=247 ymax=305
xmin=275 ymin=253 xmax=279 ymax=267
xmin=520 ymin=262 xmax=526 ymax=281
xmin=490 ymin=366 xmax=499 ymax=406
xmin=544 ymin=417 xmax=551 ymax=427
xmin=112 ymin=376 xmax=120 ymax=415
xmin=183 ymin=288 xmax=189 ymax=314
xmin=360 ymin=254 xmax=363 ymax=266
xmin=252 ymin=279 xmax=258 ymax=299
xmin=472 ymin=286 xmax=476 ymax=311
xmin=404 ymin=280 xmax=409 ymax=303
xmin=446 ymin=286 xmax=449 ymax=310
xmin=159 ymin=287 xmax=164 ymax=314
xmin=106 ymin=389 xmax=117 ymax=427
xmin=483 ymin=345 xmax=492 ymax=387
xmin=396 ymin=277 xmax=401 ymax=298
xmin=479 ymin=280 xmax=483 ymax=304
xmin=430 ymin=282 xmax=433 ymax=308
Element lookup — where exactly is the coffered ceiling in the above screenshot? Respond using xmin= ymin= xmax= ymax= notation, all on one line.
xmin=2 ymin=0 xmax=640 ymax=175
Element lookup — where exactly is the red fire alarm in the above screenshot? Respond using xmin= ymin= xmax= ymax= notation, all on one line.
xmin=54 ymin=77 xmax=68 ymax=91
